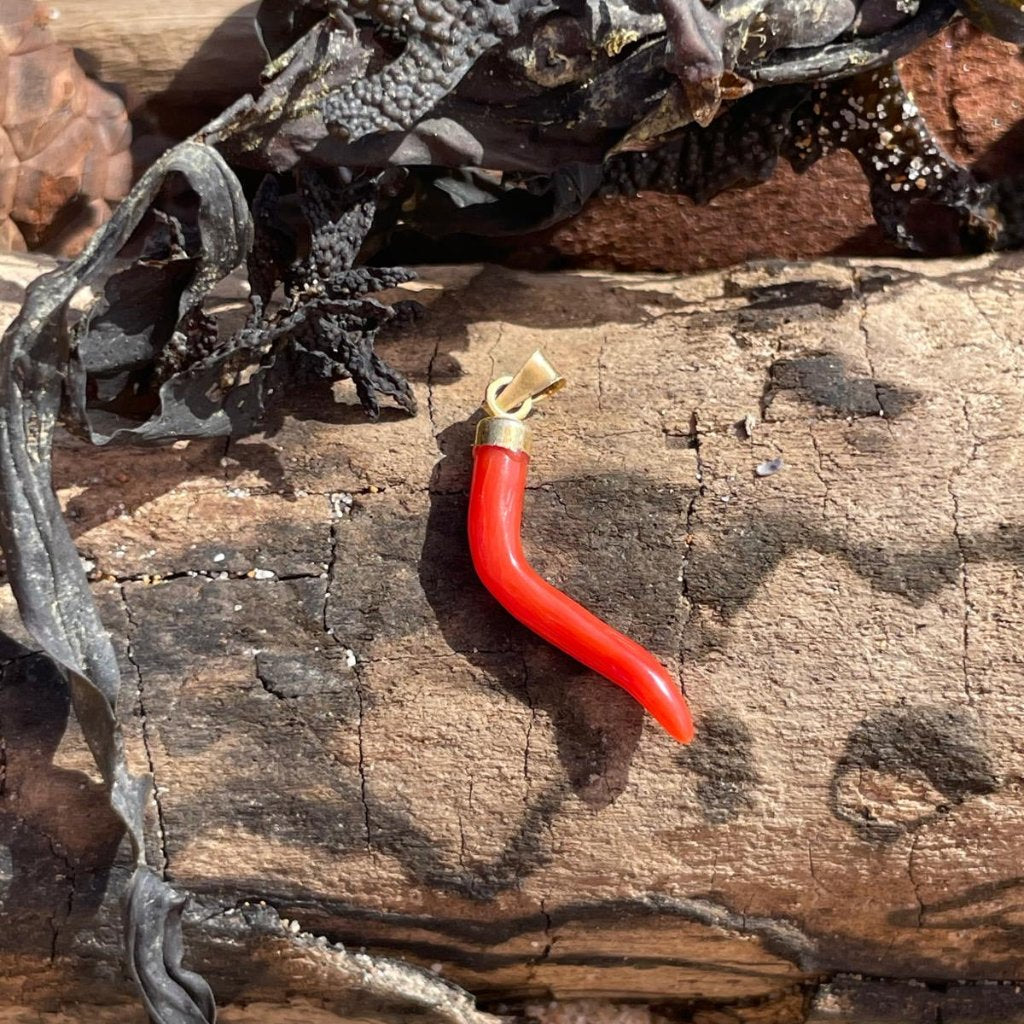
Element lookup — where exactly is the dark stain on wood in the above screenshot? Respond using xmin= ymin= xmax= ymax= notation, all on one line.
xmin=764 ymin=353 xmax=918 ymax=419
xmin=830 ymin=705 xmax=998 ymax=842
xmin=676 ymin=710 xmax=761 ymax=823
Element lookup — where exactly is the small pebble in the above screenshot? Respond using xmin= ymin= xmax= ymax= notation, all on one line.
xmin=330 ymin=492 xmax=354 ymax=518
xmin=755 ymin=456 xmax=785 ymax=477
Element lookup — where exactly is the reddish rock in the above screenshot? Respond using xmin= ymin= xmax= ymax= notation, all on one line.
xmin=902 ymin=19 xmax=1024 ymax=170
xmin=545 ymin=155 xmax=886 ymax=273
xmin=0 ymin=0 xmax=40 ymax=58
xmin=100 ymin=146 xmax=132 ymax=202
xmin=544 ymin=24 xmax=1024 ymax=272
xmin=0 ymin=215 xmax=25 ymax=250
xmin=78 ymin=144 xmax=108 ymax=202
xmin=12 ymin=116 xmax=92 ymax=238
xmin=0 ymin=127 xmax=17 ymax=214
xmin=4 ymin=47 xmax=79 ymax=159
xmin=41 ymin=196 xmax=110 ymax=256
xmin=0 ymin=0 xmax=131 ymax=257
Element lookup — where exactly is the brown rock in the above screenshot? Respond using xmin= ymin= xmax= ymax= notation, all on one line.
xmin=85 ymin=77 xmax=134 ymax=161
xmin=8 ymin=2 xmax=53 ymax=56
xmin=0 ymin=0 xmax=40 ymax=57
xmin=3 ymin=46 xmax=78 ymax=158
xmin=0 ymin=52 xmax=8 ymax=119
xmin=78 ymin=141 xmax=108 ymax=200
xmin=11 ymin=116 xmax=91 ymax=238
xmin=93 ymin=111 xmax=133 ymax=162
xmin=901 ymin=19 xmax=1024 ymax=173
xmin=41 ymin=196 xmax=111 ymax=255
xmin=543 ymin=24 xmax=1024 ymax=272
xmin=101 ymin=146 xmax=133 ymax=202
xmin=0 ymin=127 xmax=17 ymax=213
xmin=0 ymin=0 xmax=132 ymax=257
xmin=543 ymin=154 xmax=885 ymax=273
xmin=0 ymin=214 xmax=25 ymax=249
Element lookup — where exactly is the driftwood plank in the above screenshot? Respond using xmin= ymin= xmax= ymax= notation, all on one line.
xmin=50 ymin=0 xmax=265 ymax=134
xmin=1 ymin=253 xmax=1024 ymax=1022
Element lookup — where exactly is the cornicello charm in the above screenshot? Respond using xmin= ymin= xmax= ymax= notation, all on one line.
xmin=467 ymin=351 xmax=695 ymax=744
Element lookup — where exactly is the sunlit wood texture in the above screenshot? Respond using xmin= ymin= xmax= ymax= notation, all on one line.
xmin=1 ymin=252 xmax=1024 ymax=1022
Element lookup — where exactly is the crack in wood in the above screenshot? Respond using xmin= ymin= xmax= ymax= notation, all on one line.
xmin=119 ymin=584 xmax=169 ymax=878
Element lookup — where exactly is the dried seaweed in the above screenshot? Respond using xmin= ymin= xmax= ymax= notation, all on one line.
xmin=0 ymin=143 xmax=243 ymax=1023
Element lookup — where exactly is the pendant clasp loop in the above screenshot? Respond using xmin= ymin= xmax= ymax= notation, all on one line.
xmin=483 ymin=351 xmax=565 ymax=420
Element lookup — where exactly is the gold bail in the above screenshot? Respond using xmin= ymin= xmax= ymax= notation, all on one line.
xmin=484 ymin=351 xmax=566 ymax=419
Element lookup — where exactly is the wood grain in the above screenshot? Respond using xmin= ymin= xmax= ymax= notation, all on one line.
xmin=50 ymin=0 xmax=265 ymax=131
xmin=1 ymin=252 xmax=1024 ymax=1022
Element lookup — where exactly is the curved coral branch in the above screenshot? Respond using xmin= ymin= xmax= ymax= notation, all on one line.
xmin=468 ymin=443 xmax=695 ymax=743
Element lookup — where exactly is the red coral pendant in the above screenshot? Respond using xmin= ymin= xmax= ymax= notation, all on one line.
xmin=467 ymin=352 xmax=695 ymax=743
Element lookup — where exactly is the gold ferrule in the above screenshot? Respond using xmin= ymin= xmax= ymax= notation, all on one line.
xmin=474 ymin=415 xmax=531 ymax=454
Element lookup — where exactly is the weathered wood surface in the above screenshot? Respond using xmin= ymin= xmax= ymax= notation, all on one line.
xmin=50 ymin=0 xmax=265 ymax=133
xmin=2 ymin=252 xmax=1024 ymax=1022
